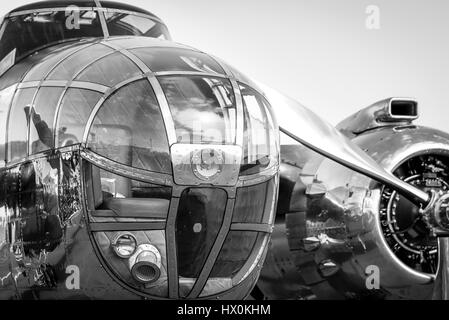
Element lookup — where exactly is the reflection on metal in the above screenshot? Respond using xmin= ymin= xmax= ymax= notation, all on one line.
xmin=81 ymin=149 xmax=173 ymax=186
xmin=112 ymin=233 xmax=138 ymax=258
xmin=0 ymin=15 xmax=281 ymax=299
xmin=433 ymin=238 xmax=449 ymax=300
xmin=337 ymin=97 xmax=419 ymax=137
xmin=259 ymin=84 xmax=430 ymax=206
xmin=257 ymin=102 xmax=449 ymax=300
xmin=171 ymin=144 xmax=242 ymax=187
xmin=318 ymin=259 xmax=340 ymax=278
xmin=129 ymin=244 xmax=162 ymax=284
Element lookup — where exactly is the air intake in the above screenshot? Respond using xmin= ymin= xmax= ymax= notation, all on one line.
xmin=389 ymin=99 xmax=418 ymax=119
xmin=337 ymin=97 xmax=419 ymax=136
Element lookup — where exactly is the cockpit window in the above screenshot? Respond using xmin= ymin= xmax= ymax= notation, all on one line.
xmin=158 ymin=76 xmax=236 ymax=145
xmin=0 ymin=9 xmax=171 ymax=66
xmin=7 ymin=88 xmax=37 ymax=162
xmin=0 ymin=10 xmax=103 ymax=63
xmin=0 ymin=85 xmax=16 ymax=165
xmin=131 ymin=48 xmax=226 ymax=74
xmin=87 ymin=79 xmax=171 ymax=174
xmin=240 ymin=84 xmax=278 ymax=176
xmin=104 ymin=12 xmax=170 ymax=39
xmin=29 ymin=87 xmax=65 ymax=155
xmin=75 ymin=52 xmax=141 ymax=87
xmin=56 ymin=88 xmax=103 ymax=148
xmin=47 ymin=43 xmax=115 ymax=80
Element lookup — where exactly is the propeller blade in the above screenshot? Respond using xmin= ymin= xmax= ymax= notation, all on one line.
xmin=260 ymin=84 xmax=430 ymax=206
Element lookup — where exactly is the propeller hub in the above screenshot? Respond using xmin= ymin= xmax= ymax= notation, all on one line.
xmin=421 ymin=191 xmax=449 ymax=237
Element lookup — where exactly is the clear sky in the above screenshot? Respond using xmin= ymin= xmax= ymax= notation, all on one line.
xmin=2 ymin=0 xmax=449 ymax=132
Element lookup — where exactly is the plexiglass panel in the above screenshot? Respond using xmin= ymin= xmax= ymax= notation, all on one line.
xmin=158 ymin=76 xmax=236 ymax=144
xmin=23 ymin=43 xmax=90 ymax=82
xmin=47 ymin=44 xmax=114 ymax=80
xmin=105 ymin=12 xmax=170 ymax=39
xmin=76 ymin=52 xmax=141 ymax=87
xmin=210 ymin=231 xmax=258 ymax=277
xmin=7 ymin=88 xmax=37 ymax=162
xmin=87 ymin=79 xmax=171 ymax=174
xmin=56 ymin=89 xmax=102 ymax=148
xmin=131 ymin=48 xmax=226 ymax=74
xmin=176 ymin=188 xmax=228 ymax=297
xmin=86 ymin=165 xmax=171 ymax=218
xmin=29 ymin=87 xmax=65 ymax=154
xmin=0 ymin=10 xmax=103 ymax=63
xmin=0 ymin=85 xmax=16 ymax=165
xmin=240 ymin=83 xmax=278 ymax=176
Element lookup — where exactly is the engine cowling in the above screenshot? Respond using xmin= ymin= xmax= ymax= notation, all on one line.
xmin=256 ymin=98 xmax=449 ymax=300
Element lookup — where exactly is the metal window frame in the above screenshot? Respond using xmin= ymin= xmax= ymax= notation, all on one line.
xmin=0 ymin=84 xmax=18 ymax=168
xmin=81 ymin=149 xmax=173 ymax=186
xmin=5 ymin=6 xmax=166 ymax=29
xmin=2 ymin=38 xmax=281 ymax=300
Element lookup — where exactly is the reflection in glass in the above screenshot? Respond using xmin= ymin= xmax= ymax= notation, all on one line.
xmin=76 ymin=52 xmax=141 ymax=87
xmin=233 ymin=182 xmax=267 ymax=224
xmin=0 ymin=85 xmax=16 ymax=164
xmin=240 ymin=84 xmax=278 ymax=175
xmin=176 ymin=188 xmax=228 ymax=297
xmin=29 ymin=87 xmax=64 ymax=154
xmin=47 ymin=44 xmax=114 ymax=80
xmin=56 ymin=89 xmax=102 ymax=148
xmin=7 ymin=88 xmax=36 ymax=162
xmin=87 ymin=79 xmax=171 ymax=174
xmin=159 ymin=76 xmax=236 ymax=144
xmin=131 ymin=48 xmax=225 ymax=74
xmin=105 ymin=12 xmax=170 ymax=39
xmin=0 ymin=11 xmax=103 ymax=63
xmin=86 ymin=165 xmax=171 ymax=219
xmin=22 ymin=43 xmax=91 ymax=82
xmin=210 ymin=231 xmax=258 ymax=277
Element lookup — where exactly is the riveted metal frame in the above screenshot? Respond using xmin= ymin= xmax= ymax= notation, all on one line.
xmin=155 ymin=71 xmax=228 ymax=79
xmin=94 ymin=0 xmax=110 ymax=38
xmin=82 ymin=73 xmax=152 ymax=143
xmin=5 ymin=5 xmax=166 ymax=29
xmin=0 ymin=84 xmax=18 ymax=168
xmin=26 ymin=41 xmax=100 ymax=158
xmin=89 ymin=221 xmax=166 ymax=232
xmin=80 ymin=149 xmax=173 ymax=186
xmin=230 ymin=223 xmax=273 ymax=233
xmin=232 ymin=234 xmax=269 ymax=286
xmin=166 ymin=197 xmax=180 ymax=298
xmin=147 ymin=76 xmax=178 ymax=146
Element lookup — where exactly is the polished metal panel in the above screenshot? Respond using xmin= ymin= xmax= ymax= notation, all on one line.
xmin=259 ymin=122 xmax=449 ymax=300
xmin=258 ymin=84 xmax=430 ymax=206
xmin=0 ymin=35 xmax=278 ymax=300
xmin=171 ymin=144 xmax=242 ymax=187
xmin=433 ymin=238 xmax=449 ymax=300
xmin=337 ymin=97 xmax=419 ymax=138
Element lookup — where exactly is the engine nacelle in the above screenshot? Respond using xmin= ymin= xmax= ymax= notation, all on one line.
xmin=257 ymin=98 xmax=449 ymax=300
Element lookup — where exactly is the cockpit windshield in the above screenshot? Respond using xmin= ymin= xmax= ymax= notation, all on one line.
xmin=0 ymin=7 xmax=171 ymax=71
